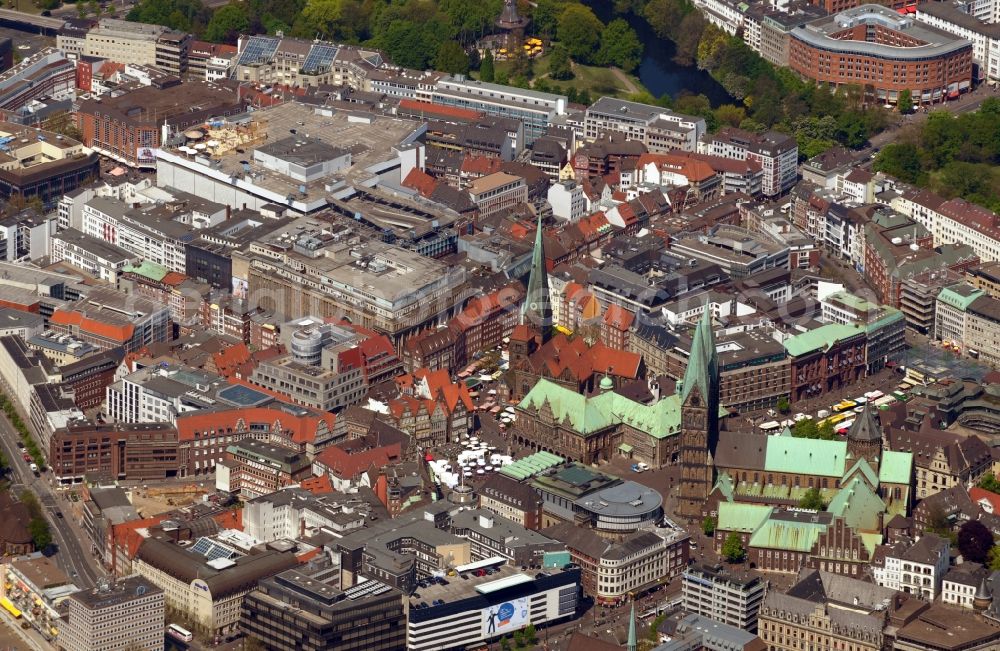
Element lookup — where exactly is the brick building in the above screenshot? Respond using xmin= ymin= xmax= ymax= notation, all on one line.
xmin=49 ymin=422 xmax=179 ymax=484
xmin=784 ymin=324 xmax=867 ymax=402
xmin=789 ymin=5 xmax=973 ymax=105
xmin=75 ymin=79 xmax=245 ymax=168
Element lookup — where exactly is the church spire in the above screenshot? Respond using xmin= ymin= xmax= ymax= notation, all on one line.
xmin=626 ymin=602 xmax=637 ymax=651
xmin=521 ymin=213 xmax=552 ymax=340
xmin=681 ymin=305 xmax=717 ymax=404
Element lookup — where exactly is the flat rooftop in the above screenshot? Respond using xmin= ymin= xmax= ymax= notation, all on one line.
xmin=411 ymin=563 xmax=530 ymax=605
xmin=794 ymin=4 xmax=972 ymax=59
xmin=248 ymin=217 xmax=453 ymax=306
xmin=163 ymin=102 xmax=422 ymax=202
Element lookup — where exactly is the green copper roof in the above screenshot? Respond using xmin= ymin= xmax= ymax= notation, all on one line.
xmin=764 ymin=437 xmax=847 ymax=477
xmin=879 ymin=450 xmax=913 ymax=485
xmin=681 ymin=306 xmax=718 ymax=405
xmin=521 ymin=212 xmax=552 ymax=330
xmin=518 ymin=378 xmax=725 ymax=440
xmin=827 ymin=475 xmax=885 ymax=532
xmin=783 ymin=323 xmax=864 ymax=357
xmin=860 ymin=532 xmax=883 ymax=556
xmin=748 ymin=517 xmax=826 ymax=552
xmin=717 ymin=502 xmax=771 ymax=533
xmin=842 ymin=457 xmax=879 ymax=489
xmin=865 ymin=307 xmax=903 ymax=335
xmin=518 ymin=379 xmax=614 ymax=434
xmin=713 ymin=472 xmax=735 ymax=503
xmin=499 ymin=450 xmax=564 ymax=480
xmin=825 ymin=290 xmax=878 ymax=313
xmin=122 ymin=260 xmax=169 ymax=282
xmin=937 ymin=284 xmax=985 ymax=312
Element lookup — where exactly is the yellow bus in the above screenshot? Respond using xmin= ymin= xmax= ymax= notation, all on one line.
xmin=819 ymin=413 xmax=849 ymax=428
xmin=1 ymin=596 xmax=22 ymax=618
xmin=833 ymin=400 xmax=857 ymax=413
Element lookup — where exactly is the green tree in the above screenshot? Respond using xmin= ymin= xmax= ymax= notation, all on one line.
xmin=29 ymin=518 xmax=51 ymax=550
xmin=817 ymin=419 xmax=836 ymax=440
xmin=500 ymin=636 xmax=511 ymax=651
xmin=43 ymin=111 xmax=83 ymax=142
xmin=926 ymin=504 xmax=951 ymax=537
xmin=524 ymin=623 xmax=537 ymax=645
xmin=203 ymin=3 xmax=249 ymax=44
xmin=77 ymin=2 xmax=87 ymax=17
xmin=714 ymin=104 xmax=746 ymax=129
xmin=299 ymin=0 xmax=372 ymax=42
xmin=127 ymin=0 xmax=210 ymax=33
xmin=979 ymin=473 xmax=1000 ymax=493
xmin=513 ymin=629 xmax=525 ymax=648
xmin=722 ymin=532 xmax=745 ymax=563
xmin=898 ymin=89 xmax=913 ymax=114
xmin=378 ymin=20 xmax=438 ymax=70
xmin=557 ymin=4 xmax=604 ymax=63
xmin=798 ymin=487 xmax=826 ymax=510
xmin=702 ymin=516 xmax=715 ymax=536
xmin=531 ymin=0 xmax=562 ymax=39
xmin=548 ymin=44 xmax=573 ymax=80
xmin=435 ymin=41 xmax=470 ymax=75
xmin=989 ymin=544 xmax=1000 ymax=571
xmin=480 ymin=49 xmax=495 ymax=83
xmin=777 ymin=397 xmax=790 ymax=414
xmin=873 ymin=142 xmax=925 ymax=184
xmin=792 ymin=418 xmax=818 ymax=439
xmin=439 ymin=0 xmax=503 ymax=43
xmin=596 ymin=18 xmax=643 ymax=72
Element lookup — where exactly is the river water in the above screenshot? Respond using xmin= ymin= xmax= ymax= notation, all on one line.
xmin=580 ymin=0 xmax=733 ymax=105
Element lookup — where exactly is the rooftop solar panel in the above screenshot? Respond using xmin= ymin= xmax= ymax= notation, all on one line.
xmin=302 ymin=44 xmax=339 ymax=74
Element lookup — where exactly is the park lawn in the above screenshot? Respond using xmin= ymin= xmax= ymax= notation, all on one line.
xmin=482 ymin=52 xmax=647 ymax=99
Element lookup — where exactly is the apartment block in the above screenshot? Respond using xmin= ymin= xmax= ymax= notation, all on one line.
xmin=701 ymin=128 xmax=798 ymax=196
xmin=584 ymin=97 xmax=706 ymax=153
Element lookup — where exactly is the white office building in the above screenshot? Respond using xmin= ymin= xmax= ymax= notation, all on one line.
xmin=547 ymin=180 xmax=588 ymax=222
xmin=682 ymin=563 xmax=768 ymax=633
xmin=60 ymin=576 xmax=164 ymax=651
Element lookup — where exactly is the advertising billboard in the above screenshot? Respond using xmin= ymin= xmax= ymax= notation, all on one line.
xmin=481 ymin=597 xmax=529 ymax=637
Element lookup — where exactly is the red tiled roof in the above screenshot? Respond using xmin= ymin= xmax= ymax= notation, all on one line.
xmin=51 ymin=309 xmax=134 ymax=343
xmin=602 ymin=304 xmax=635 ymax=331
xmin=402 ymin=168 xmax=438 ymax=198
xmin=399 ymin=99 xmax=482 ymax=121
xmin=160 ymin=272 xmax=188 ymax=287
xmin=212 ymin=508 xmax=243 ymax=531
xmin=461 ymin=154 xmax=502 ymax=176
xmin=296 ymin=547 xmax=323 ymax=563
xmin=299 ymin=474 xmax=334 ymax=495
xmin=213 ymin=343 xmax=252 ymax=378
xmin=112 ymin=515 xmax=168 ymax=560
xmin=970 ymin=487 xmax=1000 ymax=513
xmin=637 ymin=152 xmax=719 ymax=183
xmin=175 ymin=406 xmax=333 ymax=444
xmin=316 ymin=441 xmax=401 ymax=479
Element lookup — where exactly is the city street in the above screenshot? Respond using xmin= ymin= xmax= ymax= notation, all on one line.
xmin=0 ymin=411 xmax=104 ymax=589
